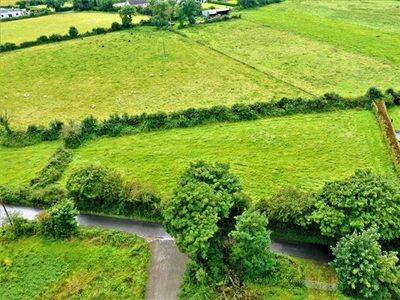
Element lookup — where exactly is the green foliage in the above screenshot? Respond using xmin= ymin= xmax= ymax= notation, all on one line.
xmin=66 ymin=163 xmax=124 ymax=211
xmin=119 ymin=5 xmax=136 ymax=28
xmin=163 ymin=181 xmax=230 ymax=260
xmin=229 ymin=209 xmax=274 ymax=282
xmin=68 ymin=26 xmax=79 ymax=38
xmin=149 ymin=0 xmax=176 ymax=23
xmin=0 ymin=212 xmax=36 ymax=241
xmin=177 ymin=0 xmax=201 ymax=25
xmin=179 ymin=160 xmax=242 ymax=194
xmin=256 ymin=187 xmax=312 ymax=225
xmin=30 ymin=147 xmax=72 ymax=188
xmin=367 ymin=86 xmax=384 ymax=102
xmin=45 ymin=0 xmax=66 ymax=11
xmin=309 ymin=169 xmax=400 ymax=241
xmin=62 ymin=120 xmax=83 ymax=148
xmin=163 ymin=160 xmax=248 ymax=280
xmin=331 ymin=228 xmax=400 ymax=299
xmin=47 ymin=199 xmax=79 ymax=238
xmin=97 ymin=0 xmax=114 ymax=11
xmin=73 ymin=0 xmax=95 ymax=10
xmin=238 ymin=0 xmax=282 ymax=9
xmin=119 ymin=181 xmax=161 ymax=219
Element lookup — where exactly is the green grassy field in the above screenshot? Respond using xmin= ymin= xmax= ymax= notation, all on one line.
xmin=0 ymin=27 xmax=305 ymax=129
xmin=388 ymin=106 xmax=400 ymax=130
xmin=183 ymin=17 xmax=400 ymax=98
xmin=1 ymin=110 xmax=394 ymax=199
xmin=0 ymin=12 xmax=145 ymax=45
xmin=0 ymin=227 xmax=150 ymax=300
xmin=64 ymin=110 xmax=396 ymax=200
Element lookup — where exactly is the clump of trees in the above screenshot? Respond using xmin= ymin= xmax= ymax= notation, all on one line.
xmin=67 ymin=163 xmax=162 ymax=219
xmin=1 ymin=200 xmax=79 ymax=240
xmin=308 ymin=169 xmax=400 ymax=242
xmin=163 ymin=161 xmax=283 ymax=296
xmin=331 ymin=228 xmax=400 ymax=299
xmin=238 ymin=0 xmax=282 ymax=9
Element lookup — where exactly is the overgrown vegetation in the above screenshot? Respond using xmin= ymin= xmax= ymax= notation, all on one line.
xmin=0 ymin=226 xmax=150 ymax=300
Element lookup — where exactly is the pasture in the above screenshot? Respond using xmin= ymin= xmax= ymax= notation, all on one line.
xmin=388 ymin=106 xmax=400 ymax=128
xmin=0 ymin=228 xmax=150 ymax=300
xmin=1 ymin=109 xmax=392 ymax=200
xmin=0 ymin=27 xmax=304 ymax=129
xmin=0 ymin=12 xmax=144 ymax=45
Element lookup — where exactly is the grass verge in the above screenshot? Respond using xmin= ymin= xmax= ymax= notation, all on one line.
xmin=0 ymin=227 xmax=150 ymax=300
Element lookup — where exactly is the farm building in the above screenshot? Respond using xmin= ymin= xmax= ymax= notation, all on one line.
xmin=0 ymin=8 xmax=28 ymax=20
xmin=202 ymin=8 xmax=230 ymax=18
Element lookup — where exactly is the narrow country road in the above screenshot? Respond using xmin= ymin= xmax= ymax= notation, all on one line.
xmin=1 ymin=205 xmax=333 ymax=300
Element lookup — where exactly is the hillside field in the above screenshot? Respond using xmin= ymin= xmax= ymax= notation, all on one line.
xmin=0 ymin=27 xmax=305 ymax=129
xmin=1 ymin=0 xmax=399 ymax=129
xmin=0 ymin=12 xmax=146 ymax=45
xmin=1 ymin=110 xmax=395 ymax=200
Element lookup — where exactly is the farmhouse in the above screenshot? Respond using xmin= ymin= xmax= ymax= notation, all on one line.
xmin=202 ymin=8 xmax=230 ymax=18
xmin=0 ymin=8 xmax=27 ymax=20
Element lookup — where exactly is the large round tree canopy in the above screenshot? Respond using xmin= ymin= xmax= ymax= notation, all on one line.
xmin=309 ymin=169 xmax=400 ymax=240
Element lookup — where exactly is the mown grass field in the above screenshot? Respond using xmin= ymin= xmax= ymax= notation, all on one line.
xmin=183 ymin=3 xmax=400 ymax=97
xmin=0 ymin=27 xmax=305 ymax=128
xmin=388 ymin=106 xmax=400 ymax=129
xmin=2 ymin=110 xmax=393 ymax=200
xmin=0 ymin=227 xmax=150 ymax=300
xmin=64 ymin=110 xmax=396 ymax=200
xmin=0 ymin=12 xmax=144 ymax=45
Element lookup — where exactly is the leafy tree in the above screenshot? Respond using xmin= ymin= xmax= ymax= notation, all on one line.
xmin=163 ymin=161 xmax=249 ymax=280
xmin=331 ymin=228 xmax=400 ymax=299
xmin=309 ymin=169 xmax=400 ymax=241
xmin=177 ymin=0 xmax=201 ymax=25
xmin=119 ymin=5 xmax=136 ymax=28
xmin=97 ymin=0 xmax=114 ymax=11
xmin=72 ymin=0 xmax=95 ymax=10
xmin=149 ymin=0 xmax=176 ymax=25
xmin=45 ymin=0 xmax=66 ymax=11
xmin=68 ymin=26 xmax=79 ymax=38
xmin=238 ymin=0 xmax=258 ymax=8
xmin=48 ymin=199 xmax=79 ymax=238
xmin=229 ymin=209 xmax=274 ymax=282
xmin=66 ymin=163 xmax=124 ymax=211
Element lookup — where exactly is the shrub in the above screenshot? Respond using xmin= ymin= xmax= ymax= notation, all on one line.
xmin=49 ymin=33 xmax=63 ymax=42
xmin=62 ymin=120 xmax=83 ymax=148
xmin=68 ymin=26 xmax=79 ymax=38
xmin=30 ymin=147 xmax=72 ymax=188
xmin=0 ymin=212 xmax=36 ymax=240
xmin=110 ymin=21 xmax=122 ymax=31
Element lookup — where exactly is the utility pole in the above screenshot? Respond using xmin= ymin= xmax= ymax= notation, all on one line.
xmin=0 ymin=200 xmax=13 ymax=225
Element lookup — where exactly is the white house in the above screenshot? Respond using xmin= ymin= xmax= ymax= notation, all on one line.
xmin=0 ymin=8 xmax=28 ymax=20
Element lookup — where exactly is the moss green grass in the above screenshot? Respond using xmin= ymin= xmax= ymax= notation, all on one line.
xmin=0 ymin=141 xmax=61 ymax=187
xmin=388 ymin=106 xmax=400 ymax=130
xmin=182 ymin=19 xmax=400 ymax=97
xmin=60 ymin=110 xmax=395 ymax=200
xmin=0 ymin=12 xmax=147 ymax=44
xmin=0 ymin=227 xmax=150 ymax=300
xmin=0 ymin=27 xmax=304 ymax=129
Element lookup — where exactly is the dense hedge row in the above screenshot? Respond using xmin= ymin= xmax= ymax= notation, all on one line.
xmin=0 ymin=92 xmax=375 ymax=149
xmin=0 ymin=22 xmax=124 ymax=52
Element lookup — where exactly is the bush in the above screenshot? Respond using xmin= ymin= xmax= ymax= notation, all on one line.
xmin=68 ymin=26 xmax=79 ymax=38
xmin=0 ymin=212 xmax=36 ymax=240
xmin=110 ymin=21 xmax=122 ymax=31
xmin=30 ymin=147 xmax=72 ymax=188
xmin=49 ymin=33 xmax=64 ymax=42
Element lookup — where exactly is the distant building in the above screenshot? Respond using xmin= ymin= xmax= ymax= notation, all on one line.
xmin=202 ymin=8 xmax=229 ymax=18
xmin=0 ymin=8 xmax=28 ymax=20
xmin=126 ymin=0 xmax=149 ymax=7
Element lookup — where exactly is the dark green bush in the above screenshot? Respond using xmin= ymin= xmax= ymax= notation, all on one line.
xmin=49 ymin=33 xmax=63 ymax=42
xmin=0 ymin=42 xmax=18 ymax=52
xmin=110 ymin=21 xmax=123 ymax=31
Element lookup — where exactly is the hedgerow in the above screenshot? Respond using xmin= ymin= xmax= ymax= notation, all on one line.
xmin=0 ymin=91 xmax=381 ymax=149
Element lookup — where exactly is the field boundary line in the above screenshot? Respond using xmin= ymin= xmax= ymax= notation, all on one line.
xmin=171 ymin=29 xmax=316 ymax=97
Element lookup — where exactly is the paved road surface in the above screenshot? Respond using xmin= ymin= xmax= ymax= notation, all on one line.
xmin=1 ymin=205 xmax=333 ymax=300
